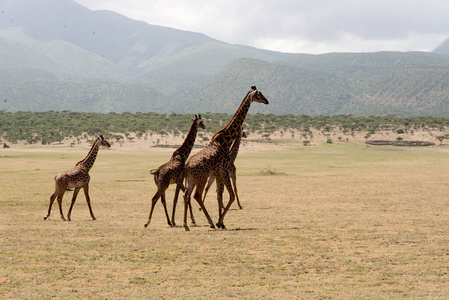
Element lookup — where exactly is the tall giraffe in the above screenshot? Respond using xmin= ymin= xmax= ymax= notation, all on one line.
xmin=44 ymin=135 xmax=111 ymax=221
xmin=183 ymin=86 xmax=268 ymax=231
xmin=202 ymin=130 xmax=247 ymax=209
xmin=144 ymin=115 xmax=205 ymax=228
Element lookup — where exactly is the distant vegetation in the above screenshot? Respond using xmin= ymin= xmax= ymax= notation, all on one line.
xmin=2 ymin=111 xmax=449 ymax=145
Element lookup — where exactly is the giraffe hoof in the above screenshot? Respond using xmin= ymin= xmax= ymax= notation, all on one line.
xmin=44 ymin=216 xmax=48 ymax=221
xmin=216 ymin=222 xmax=226 ymax=229
xmin=144 ymin=223 xmax=149 ymax=228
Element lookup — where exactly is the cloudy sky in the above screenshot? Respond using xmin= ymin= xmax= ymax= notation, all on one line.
xmin=73 ymin=0 xmax=449 ymax=54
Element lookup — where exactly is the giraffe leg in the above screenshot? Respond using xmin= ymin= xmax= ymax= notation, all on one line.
xmin=217 ymin=176 xmax=235 ymax=229
xmin=193 ymin=185 xmax=215 ymax=229
xmin=83 ymin=185 xmax=96 ymax=221
xmin=182 ymin=185 xmax=196 ymax=225
xmin=57 ymin=194 xmax=66 ymax=221
xmin=201 ymin=176 xmax=215 ymax=210
xmin=160 ymin=192 xmax=172 ymax=227
xmin=231 ymin=173 xmax=242 ymax=209
xmin=216 ymin=178 xmax=225 ymax=218
xmin=144 ymin=190 xmax=161 ymax=228
xmin=188 ymin=200 xmax=196 ymax=225
xmin=44 ymin=192 xmax=58 ymax=220
xmin=172 ymin=184 xmax=195 ymax=227
xmin=171 ymin=185 xmax=181 ymax=227
xmin=183 ymin=187 xmax=192 ymax=231
xmin=67 ymin=187 xmax=81 ymax=221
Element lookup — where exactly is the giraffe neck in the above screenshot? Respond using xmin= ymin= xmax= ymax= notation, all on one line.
xmin=211 ymin=91 xmax=251 ymax=149
xmin=229 ymin=133 xmax=243 ymax=163
xmin=172 ymin=119 xmax=199 ymax=161
xmin=77 ymin=138 xmax=100 ymax=171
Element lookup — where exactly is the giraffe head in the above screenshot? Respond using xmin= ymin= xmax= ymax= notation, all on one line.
xmin=248 ymin=85 xmax=269 ymax=105
xmin=193 ymin=114 xmax=206 ymax=129
xmin=98 ymin=135 xmax=111 ymax=148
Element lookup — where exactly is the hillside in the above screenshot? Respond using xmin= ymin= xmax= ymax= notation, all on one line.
xmin=433 ymin=37 xmax=449 ymax=55
xmin=1 ymin=0 xmax=449 ymax=116
xmin=0 ymin=0 xmax=215 ymax=73
xmin=188 ymin=53 xmax=449 ymax=116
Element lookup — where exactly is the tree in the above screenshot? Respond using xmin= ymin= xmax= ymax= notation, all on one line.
xmin=113 ymin=134 xmax=124 ymax=142
xmin=436 ymin=134 xmax=449 ymax=145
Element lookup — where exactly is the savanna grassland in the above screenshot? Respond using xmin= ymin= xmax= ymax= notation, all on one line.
xmin=1 ymin=142 xmax=449 ymax=299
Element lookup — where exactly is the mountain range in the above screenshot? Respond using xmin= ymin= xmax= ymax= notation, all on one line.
xmin=1 ymin=0 xmax=449 ymax=116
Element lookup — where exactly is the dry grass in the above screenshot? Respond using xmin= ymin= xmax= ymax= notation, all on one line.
xmin=1 ymin=143 xmax=449 ymax=299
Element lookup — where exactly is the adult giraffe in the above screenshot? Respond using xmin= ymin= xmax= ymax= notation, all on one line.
xmin=202 ymin=130 xmax=247 ymax=210
xmin=44 ymin=135 xmax=111 ymax=221
xmin=183 ymin=86 xmax=268 ymax=231
xmin=144 ymin=115 xmax=205 ymax=228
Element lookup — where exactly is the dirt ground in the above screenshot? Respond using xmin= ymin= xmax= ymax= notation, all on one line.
xmin=2 ymin=128 xmax=449 ymax=299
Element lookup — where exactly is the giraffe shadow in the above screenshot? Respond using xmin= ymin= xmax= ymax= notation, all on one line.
xmin=169 ymin=224 xmax=259 ymax=231
xmin=228 ymin=227 xmax=259 ymax=231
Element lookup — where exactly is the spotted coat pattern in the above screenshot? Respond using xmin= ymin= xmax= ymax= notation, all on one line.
xmin=183 ymin=87 xmax=269 ymax=231
xmin=144 ymin=115 xmax=205 ymax=228
xmin=44 ymin=135 xmax=111 ymax=221
xmin=203 ymin=130 xmax=247 ymax=209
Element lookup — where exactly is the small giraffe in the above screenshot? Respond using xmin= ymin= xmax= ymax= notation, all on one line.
xmin=44 ymin=135 xmax=111 ymax=221
xmin=144 ymin=115 xmax=205 ymax=228
xmin=183 ymin=86 xmax=268 ymax=231
xmin=202 ymin=130 xmax=247 ymax=209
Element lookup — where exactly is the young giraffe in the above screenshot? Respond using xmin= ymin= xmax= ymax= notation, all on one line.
xmin=44 ymin=135 xmax=111 ymax=221
xmin=202 ymin=130 xmax=247 ymax=209
xmin=183 ymin=86 xmax=269 ymax=231
xmin=144 ymin=115 xmax=205 ymax=228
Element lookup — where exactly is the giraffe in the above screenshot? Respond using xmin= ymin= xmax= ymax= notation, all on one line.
xmin=182 ymin=86 xmax=268 ymax=231
xmin=144 ymin=115 xmax=205 ymax=228
xmin=202 ymin=130 xmax=247 ymax=209
xmin=44 ymin=135 xmax=111 ymax=221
